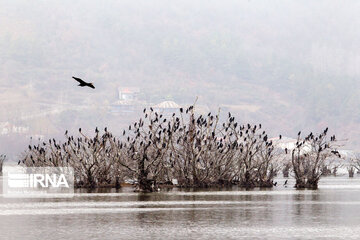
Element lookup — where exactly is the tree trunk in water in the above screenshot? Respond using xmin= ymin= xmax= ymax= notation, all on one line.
xmin=295 ymin=178 xmax=306 ymax=189
xmin=306 ymin=178 xmax=318 ymax=189
xmin=241 ymin=171 xmax=254 ymax=188
xmin=87 ymin=169 xmax=96 ymax=189
xmin=115 ymin=176 xmax=121 ymax=189
xmin=136 ymin=154 xmax=153 ymax=192
xmin=259 ymin=180 xmax=273 ymax=187
xmin=295 ymin=177 xmax=318 ymax=189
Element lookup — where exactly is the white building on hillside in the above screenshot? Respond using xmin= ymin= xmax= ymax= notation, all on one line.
xmin=153 ymin=101 xmax=181 ymax=114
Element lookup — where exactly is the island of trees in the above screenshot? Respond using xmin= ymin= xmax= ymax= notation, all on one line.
xmin=18 ymin=105 xmax=346 ymax=192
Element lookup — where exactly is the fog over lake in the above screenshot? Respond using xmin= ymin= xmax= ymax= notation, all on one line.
xmin=1 ymin=0 xmax=360 ymax=157
xmin=1 ymin=1 xmax=360 ymax=239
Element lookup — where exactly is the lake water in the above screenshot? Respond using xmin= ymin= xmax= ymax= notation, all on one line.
xmin=1 ymin=176 xmax=360 ymax=240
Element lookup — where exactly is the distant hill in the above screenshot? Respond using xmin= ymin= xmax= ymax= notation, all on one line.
xmin=1 ymin=0 xmax=359 ymax=156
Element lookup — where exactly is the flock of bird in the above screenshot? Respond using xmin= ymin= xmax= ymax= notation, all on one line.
xmin=19 ymin=76 xmax=340 ymax=189
xmin=26 ymin=99 xmax=333 ymax=188
xmin=21 ymin=103 xmax=287 ymax=187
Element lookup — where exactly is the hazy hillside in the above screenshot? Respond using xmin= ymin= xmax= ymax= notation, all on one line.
xmin=1 ymin=0 xmax=360 ymax=158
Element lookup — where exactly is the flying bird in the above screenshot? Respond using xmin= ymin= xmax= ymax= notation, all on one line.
xmin=72 ymin=76 xmax=95 ymax=89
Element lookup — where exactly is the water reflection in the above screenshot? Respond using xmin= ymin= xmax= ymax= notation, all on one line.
xmin=1 ymin=177 xmax=360 ymax=239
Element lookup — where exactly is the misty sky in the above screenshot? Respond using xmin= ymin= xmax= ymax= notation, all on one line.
xmin=1 ymin=0 xmax=360 ymax=156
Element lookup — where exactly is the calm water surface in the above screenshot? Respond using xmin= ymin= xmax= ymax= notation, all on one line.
xmin=1 ymin=176 xmax=360 ymax=240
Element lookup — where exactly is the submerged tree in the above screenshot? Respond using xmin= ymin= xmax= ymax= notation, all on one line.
xmin=225 ymin=120 xmax=279 ymax=188
xmin=350 ymin=153 xmax=360 ymax=177
xmin=347 ymin=166 xmax=355 ymax=178
xmin=21 ymin=105 xmax=342 ymax=192
xmin=0 ymin=154 xmax=5 ymax=175
xmin=111 ymin=109 xmax=173 ymax=192
xmin=290 ymin=129 xmax=341 ymax=189
xmin=21 ymin=128 xmax=123 ymax=188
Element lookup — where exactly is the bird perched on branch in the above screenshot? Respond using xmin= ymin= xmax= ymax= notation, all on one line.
xmin=331 ymin=150 xmax=341 ymax=158
xmin=284 ymin=180 xmax=288 ymax=186
xmin=72 ymin=76 xmax=95 ymax=89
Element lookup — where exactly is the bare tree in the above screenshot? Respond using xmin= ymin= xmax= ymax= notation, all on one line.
xmin=22 ymin=128 xmax=122 ymax=188
xmin=347 ymin=166 xmax=355 ymax=178
xmin=290 ymin=129 xmax=341 ymax=189
xmin=20 ymin=106 xmax=341 ymax=192
xmin=349 ymin=153 xmax=360 ymax=177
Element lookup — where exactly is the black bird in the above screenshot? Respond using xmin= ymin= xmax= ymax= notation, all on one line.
xmin=324 ymin=127 xmax=328 ymax=134
xmin=273 ymin=182 xmax=277 ymax=186
xmin=331 ymin=150 xmax=341 ymax=157
xmin=279 ymin=135 xmax=282 ymax=140
xmin=284 ymin=180 xmax=288 ymax=186
xmin=72 ymin=76 xmax=95 ymax=89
